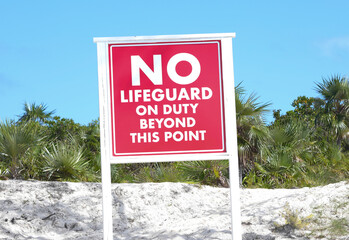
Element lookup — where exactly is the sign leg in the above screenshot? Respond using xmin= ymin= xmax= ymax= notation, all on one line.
xmin=101 ymin=156 xmax=113 ymax=240
xmin=229 ymin=155 xmax=242 ymax=240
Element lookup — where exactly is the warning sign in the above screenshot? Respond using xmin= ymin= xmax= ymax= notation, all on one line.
xmin=108 ymin=41 xmax=226 ymax=156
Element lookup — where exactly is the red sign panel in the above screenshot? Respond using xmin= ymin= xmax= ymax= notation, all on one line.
xmin=108 ymin=41 xmax=226 ymax=156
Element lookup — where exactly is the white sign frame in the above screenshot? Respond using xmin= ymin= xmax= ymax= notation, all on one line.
xmin=94 ymin=33 xmax=241 ymax=240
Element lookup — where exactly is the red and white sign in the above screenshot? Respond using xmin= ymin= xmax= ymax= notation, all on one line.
xmin=108 ymin=41 xmax=226 ymax=156
xmin=95 ymin=34 xmax=241 ymax=240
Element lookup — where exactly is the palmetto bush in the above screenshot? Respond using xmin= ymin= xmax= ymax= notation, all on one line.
xmin=42 ymin=140 xmax=91 ymax=181
xmin=0 ymin=120 xmax=43 ymax=179
xmin=306 ymin=142 xmax=349 ymax=185
xmin=178 ymin=160 xmax=230 ymax=187
xmin=134 ymin=162 xmax=186 ymax=183
xmin=244 ymin=121 xmax=313 ymax=188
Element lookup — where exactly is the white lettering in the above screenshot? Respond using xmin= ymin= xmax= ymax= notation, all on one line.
xmin=131 ymin=55 xmax=162 ymax=86
xmin=139 ymin=117 xmax=196 ymax=129
xmin=136 ymin=105 xmax=158 ymax=116
xmin=120 ymin=88 xmax=213 ymax=103
xmin=167 ymin=53 xmax=201 ymax=85
xmin=164 ymin=130 xmax=206 ymax=142
xmin=130 ymin=132 xmax=160 ymax=143
xmin=202 ymin=87 xmax=213 ymax=99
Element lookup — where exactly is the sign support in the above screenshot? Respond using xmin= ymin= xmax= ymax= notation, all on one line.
xmin=96 ymin=41 xmax=114 ymax=240
xmin=94 ymin=33 xmax=241 ymax=240
xmin=221 ymin=37 xmax=242 ymax=240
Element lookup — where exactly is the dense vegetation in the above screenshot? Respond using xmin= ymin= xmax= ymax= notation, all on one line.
xmin=0 ymin=75 xmax=348 ymax=188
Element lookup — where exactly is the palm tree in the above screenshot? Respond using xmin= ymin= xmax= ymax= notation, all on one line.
xmin=245 ymin=120 xmax=315 ymax=188
xmin=235 ymin=83 xmax=271 ymax=180
xmin=315 ymin=75 xmax=349 ymax=147
xmin=18 ymin=102 xmax=55 ymax=124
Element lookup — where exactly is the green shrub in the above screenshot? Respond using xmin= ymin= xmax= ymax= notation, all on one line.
xmin=179 ymin=160 xmax=230 ymax=187
xmin=42 ymin=140 xmax=91 ymax=181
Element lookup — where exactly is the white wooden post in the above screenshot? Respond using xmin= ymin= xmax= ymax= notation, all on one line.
xmin=96 ymin=42 xmax=114 ymax=240
xmin=222 ymin=37 xmax=242 ymax=240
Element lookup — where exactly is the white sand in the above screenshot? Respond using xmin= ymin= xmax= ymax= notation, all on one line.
xmin=0 ymin=180 xmax=348 ymax=240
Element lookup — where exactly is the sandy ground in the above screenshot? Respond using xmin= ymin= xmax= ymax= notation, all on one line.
xmin=0 ymin=180 xmax=348 ymax=240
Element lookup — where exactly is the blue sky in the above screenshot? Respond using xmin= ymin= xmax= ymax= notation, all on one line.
xmin=1 ymin=0 xmax=348 ymax=124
